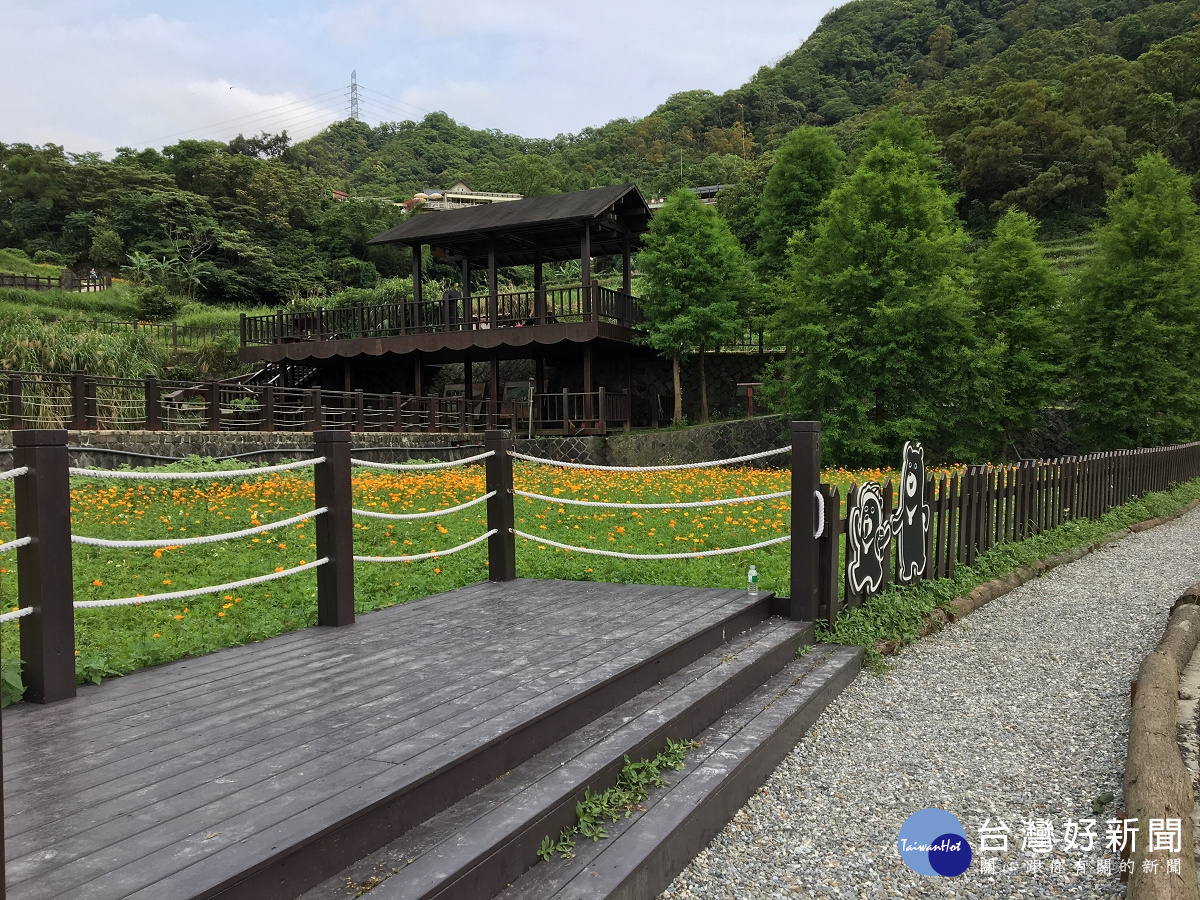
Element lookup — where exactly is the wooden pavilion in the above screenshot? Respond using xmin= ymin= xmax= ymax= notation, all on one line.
xmin=238 ymin=184 xmax=655 ymax=433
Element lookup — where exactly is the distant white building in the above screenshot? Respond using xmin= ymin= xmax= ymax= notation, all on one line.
xmin=411 ymin=181 xmax=523 ymax=212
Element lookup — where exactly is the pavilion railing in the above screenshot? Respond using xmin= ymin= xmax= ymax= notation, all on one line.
xmin=0 ymin=370 xmax=631 ymax=435
xmin=240 ymin=284 xmax=644 ymax=347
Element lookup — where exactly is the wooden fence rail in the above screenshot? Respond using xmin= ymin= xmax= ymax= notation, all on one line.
xmin=0 ymin=272 xmax=112 ymax=292
xmin=814 ymin=443 xmax=1200 ymax=628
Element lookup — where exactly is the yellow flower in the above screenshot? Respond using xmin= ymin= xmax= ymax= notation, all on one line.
xmin=92 ymin=579 xmax=103 ymax=586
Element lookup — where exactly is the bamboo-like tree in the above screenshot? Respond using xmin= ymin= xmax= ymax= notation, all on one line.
xmin=754 ymin=127 xmax=843 ymax=277
xmin=638 ymin=190 xmax=750 ymax=425
xmin=766 ymin=135 xmax=989 ymax=465
xmin=971 ymin=209 xmax=1066 ymax=458
xmin=1071 ymin=154 xmax=1200 ymax=449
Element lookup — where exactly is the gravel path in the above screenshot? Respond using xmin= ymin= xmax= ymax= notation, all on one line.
xmin=661 ymin=505 xmax=1200 ymax=899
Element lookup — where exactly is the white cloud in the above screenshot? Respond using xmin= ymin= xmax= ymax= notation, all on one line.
xmin=0 ymin=0 xmax=836 ymax=153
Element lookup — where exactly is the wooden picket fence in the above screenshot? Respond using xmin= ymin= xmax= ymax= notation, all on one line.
xmin=815 ymin=442 xmax=1200 ymax=627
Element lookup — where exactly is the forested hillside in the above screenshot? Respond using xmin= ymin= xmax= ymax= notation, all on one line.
xmin=2 ymin=0 xmax=1198 ymax=304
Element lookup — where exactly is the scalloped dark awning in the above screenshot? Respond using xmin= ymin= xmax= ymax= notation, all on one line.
xmin=367 ymin=183 xmax=652 ymax=266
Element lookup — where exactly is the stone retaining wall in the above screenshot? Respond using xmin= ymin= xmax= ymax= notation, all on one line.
xmin=0 ymin=416 xmax=790 ymax=469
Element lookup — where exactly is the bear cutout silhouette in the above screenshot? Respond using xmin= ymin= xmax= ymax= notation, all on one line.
xmin=891 ymin=441 xmax=930 ymax=582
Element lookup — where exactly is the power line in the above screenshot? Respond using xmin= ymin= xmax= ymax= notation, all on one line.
xmin=140 ymin=86 xmax=347 ymax=145
xmin=357 ymin=83 xmax=428 ymax=116
xmin=355 ymin=96 xmax=420 ymax=123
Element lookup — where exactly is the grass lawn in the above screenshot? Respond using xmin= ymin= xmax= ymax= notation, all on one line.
xmin=0 ymin=457 xmax=1193 ymax=699
xmin=0 ymin=249 xmax=63 ymax=278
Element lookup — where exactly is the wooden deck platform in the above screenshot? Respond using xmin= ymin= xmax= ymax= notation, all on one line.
xmin=2 ymin=579 xmax=789 ymax=900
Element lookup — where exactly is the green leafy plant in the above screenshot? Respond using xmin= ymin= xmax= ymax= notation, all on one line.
xmin=1 ymin=658 xmax=24 ymax=707
xmin=538 ymin=738 xmax=700 ymax=862
xmin=132 ymin=284 xmax=184 ymax=322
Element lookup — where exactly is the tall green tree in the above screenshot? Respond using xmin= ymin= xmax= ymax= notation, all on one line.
xmin=754 ymin=127 xmax=843 ymax=276
xmin=638 ymin=190 xmax=750 ymax=424
xmin=972 ymin=209 xmax=1065 ymax=458
xmin=766 ymin=137 xmax=988 ymax=465
xmin=1071 ymin=153 xmax=1200 ymax=449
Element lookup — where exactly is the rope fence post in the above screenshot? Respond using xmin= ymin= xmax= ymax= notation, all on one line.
xmin=789 ymin=420 xmax=820 ymax=622
xmin=314 ymin=430 xmax=354 ymax=626
xmin=14 ymin=429 xmax=75 ymax=703
xmin=484 ymin=429 xmax=516 ymax=581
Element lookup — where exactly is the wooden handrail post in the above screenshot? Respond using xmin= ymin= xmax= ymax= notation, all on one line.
xmin=484 ymin=430 xmax=516 ymax=581
xmin=314 ymin=430 xmax=355 ymax=626
xmin=70 ymin=370 xmax=86 ymax=430
xmin=8 ymin=374 xmax=22 ymax=431
xmin=263 ymin=386 xmax=276 ymax=432
xmin=392 ymin=392 xmax=403 ymax=433
xmin=354 ymin=389 xmax=365 ymax=432
xmin=789 ymin=421 xmax=820 ymax=622
xmin=239 ymin=312 xmax=246 ymax=348
xmin=84 ymin=377 xmax=98 ymax=430
xmin=14 ymin=430 xmax=75 ymax=703
xmin=598 ymin=386 xmax=606 ymax=434
xmin=309 ymin=389 xmax=322 ymax=432
xmin=144 ymin=376 xmax=161 ymax=431
xmin=206 ymin=382 xmax=220 ymax=432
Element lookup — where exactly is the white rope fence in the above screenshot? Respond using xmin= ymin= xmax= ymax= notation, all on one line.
xmin=512 ymin=528 xmax=791 ymax=560
xmin=513 ymin=488 xmax=790 ymax=510
xmin=508 ymin=446 xmax=788 ymax=472
xmin=0 ymin=536 xmax=31 ymax=555
xmin=74 ymin=558 xmax=328 ymax=609
xmin=353 ymin=492 xmax=494 ymax=521
xmin=71 ymin=508 xmax=327 ymax=549
xmin=0 ymin=466 xmax=28 ymax=482
xmin=354 ymin=529 xmax=497 ymax=563
xmin=68 ymin=457 xmax=323 ymax=481
xmin=350 ymin=450 xmax=494 ymax=471
xmin=0 ymin=607 xmax=32 ymax=624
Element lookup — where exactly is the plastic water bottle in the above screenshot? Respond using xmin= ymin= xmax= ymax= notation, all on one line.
xmin=747 ymin=565 xmax=759 ymax=597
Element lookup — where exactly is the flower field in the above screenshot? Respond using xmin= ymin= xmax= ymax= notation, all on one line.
xmin=0 ymin=460 xmax=935 ymax=687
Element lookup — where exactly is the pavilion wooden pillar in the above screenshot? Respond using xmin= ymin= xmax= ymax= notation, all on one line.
xmin=487 ymin=237 xmax=498 ymax=329
xmin=413 ymin=353 xmax=423 ymax=398
xmin=461 ymin=258 xmax=471 ymax=329
xmin=583 ymin=345 xmax=594 ymax=424
xmin=463 ymin=350 xmax=473 ymax=431
xmin=536 ymin=357 xmax=545 ymax=395
xmin=581 ymin=225 xmax=592 ymax=320
xmin=624 ymin=351 xmax=633 ymax=432
xmin=412 ymin=244 xmax=423 ymax=315
xmin=533 ymin=247 xmax=546 ymax=324
xmin=622 ymin=236 xmax=632 ymax=296
xmin=489 ymin=350 xmax=500 ymax=428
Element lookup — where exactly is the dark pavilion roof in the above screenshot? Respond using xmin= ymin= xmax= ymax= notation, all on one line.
xmin=367 ymin=183 xmax=652 ymax=266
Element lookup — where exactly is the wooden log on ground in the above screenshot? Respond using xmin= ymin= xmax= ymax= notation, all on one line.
xmin=1125 ymin=601 xmax=1200 ymax=900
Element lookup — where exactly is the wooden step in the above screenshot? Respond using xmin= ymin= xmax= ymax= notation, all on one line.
xmin=296 ymin=617 xmax=812 ymax=900
xmin=494 ymin=645 xmax=863 ymax=900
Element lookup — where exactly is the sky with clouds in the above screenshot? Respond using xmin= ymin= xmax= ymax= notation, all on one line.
xmin=0 ymin=1 xmax=840 ymax=157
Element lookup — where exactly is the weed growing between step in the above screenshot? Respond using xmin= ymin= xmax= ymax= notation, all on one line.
xmin=538 ymin=738 xmax=700 ymax=861
xmin=817 ymin=476 xmax=1200 ymax=673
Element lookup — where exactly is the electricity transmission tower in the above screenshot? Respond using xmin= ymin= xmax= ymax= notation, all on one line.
xmin=349 ymin=70 xmax=360 ymax=121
